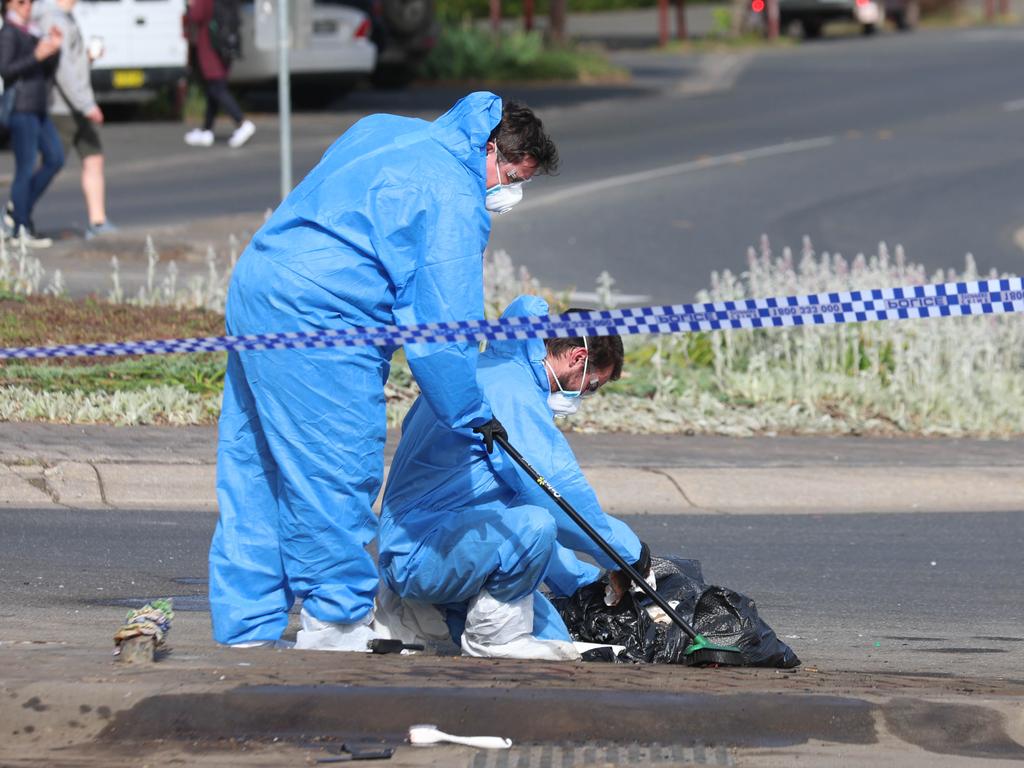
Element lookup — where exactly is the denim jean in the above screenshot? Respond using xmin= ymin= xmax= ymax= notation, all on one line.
xmin=8 ymin=111 xmax=64 ymax=231
xmin=202 ymin=78 xmax=243 ymax=130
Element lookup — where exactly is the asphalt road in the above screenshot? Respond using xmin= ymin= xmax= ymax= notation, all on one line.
xmin=8 ymin=25 xmax=1024 ymax=303
xmin=492 ymin=26 xmax=1024 ymax=303
xmin=3 ymin=505 xmax=1022 ymax=676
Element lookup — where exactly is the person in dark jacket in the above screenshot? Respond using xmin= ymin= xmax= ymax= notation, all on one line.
xmin=182 ymin=0 xmax=253 ymax=148
xmin=0 ymin=0 xmax=64 ymax=247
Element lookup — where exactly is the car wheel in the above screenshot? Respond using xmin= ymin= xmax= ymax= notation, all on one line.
xmin=381 ymin=0 xmax=434 ymax=37
xmin=861 ymin=22 xmax=877 ymax=34
xmin=371 ymin=63 xmax=418 ymax=89
xmin=801 ymin=18 xmax=823 ymax=38
xmin=291 ymin=82 xmax=354 ymax=109
xmin=895 ymin=0 xmax=919 ymax=29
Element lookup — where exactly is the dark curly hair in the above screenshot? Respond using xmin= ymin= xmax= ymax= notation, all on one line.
xmin=544 ymin=309 xmax=624 ymax=381
xmin=489 ymin=99 xmax=559 ymax=175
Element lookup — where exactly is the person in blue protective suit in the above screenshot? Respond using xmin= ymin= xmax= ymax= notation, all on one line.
xmin=208 ymin=93 xmax=559 ymax=650
xmin=378 ymin=294 xmax=653 ymax=660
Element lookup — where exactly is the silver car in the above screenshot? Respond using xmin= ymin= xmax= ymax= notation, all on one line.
xmin=230 ymin=0 xmax=376 ymax=98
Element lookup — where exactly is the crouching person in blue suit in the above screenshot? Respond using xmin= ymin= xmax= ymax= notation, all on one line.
xmin=378 ymin=295 xmax=652 ymax=660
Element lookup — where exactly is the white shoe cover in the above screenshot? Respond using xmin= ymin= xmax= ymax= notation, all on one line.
xmin=374 ymin=583 xmax=459 ymax=655
xmin=461 ymin=590 xmax=580 ymax=661
xmin=294 ymin=607 xmax=377 ymax=652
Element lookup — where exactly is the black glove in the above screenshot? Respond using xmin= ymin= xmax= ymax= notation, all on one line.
xmin=472 ymin=417 xmax=508 ymax=454
xmin=633 ymin=541 xmax=652 ymax=579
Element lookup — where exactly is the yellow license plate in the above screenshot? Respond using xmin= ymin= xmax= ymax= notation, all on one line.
xmin=112 ymin=69 xmax=145 ymax=89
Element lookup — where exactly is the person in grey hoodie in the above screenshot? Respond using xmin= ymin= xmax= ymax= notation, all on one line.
xmin=33 ymin=0 xmax=115 ymax=239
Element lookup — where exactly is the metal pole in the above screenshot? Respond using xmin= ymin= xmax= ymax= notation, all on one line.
xmin=278 ymin=0 xmax=292 ymax=200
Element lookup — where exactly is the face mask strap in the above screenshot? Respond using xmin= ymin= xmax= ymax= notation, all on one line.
xmin=488 ymin=147 xmax=507 ymax=191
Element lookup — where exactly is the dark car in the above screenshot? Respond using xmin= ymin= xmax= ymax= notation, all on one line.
xmin=753 ymin=0 xmax=919 ymax=37
xmin=324 ymin=0 xmax=437 ymax=87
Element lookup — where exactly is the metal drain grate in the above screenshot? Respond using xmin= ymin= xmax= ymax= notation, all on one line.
xmin=470 ymin=742 xmax=732 ymax=768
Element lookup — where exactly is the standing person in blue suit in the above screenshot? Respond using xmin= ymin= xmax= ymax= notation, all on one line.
xmin=209 ymin=93 xmax=559 ymax=650
xmin=378 ymin=295 xmax=652 ymax=660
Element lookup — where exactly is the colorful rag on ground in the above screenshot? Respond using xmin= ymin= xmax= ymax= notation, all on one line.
xmin=112 ymin=598 xmax=175 ymax=654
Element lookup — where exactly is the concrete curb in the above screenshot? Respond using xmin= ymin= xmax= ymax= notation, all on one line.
xmin=3 ymin=647 xmax=1023 ymax=766
xmin=3 ymin=460 xmax=1022 ymax=514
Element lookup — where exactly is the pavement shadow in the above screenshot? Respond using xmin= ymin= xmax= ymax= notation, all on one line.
xmin=335 ymin=80 xmax=654 ymax=114
xmin=235 ymin=77 xmax=657 ymax=117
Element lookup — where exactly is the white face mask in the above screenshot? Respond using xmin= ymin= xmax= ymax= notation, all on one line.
xmin=485 ymin=150 xmax=525 ymax=215
xmin=486 ymin=183 xmax=524 ymax=214
xmin=547 ymin=391 xmax=581 ymax=419
xmin=544 ymin=338 xmax=589 ymax=419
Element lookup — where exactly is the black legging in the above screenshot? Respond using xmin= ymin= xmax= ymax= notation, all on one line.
xmin=202 ymin=78 xmax=243 ymax=130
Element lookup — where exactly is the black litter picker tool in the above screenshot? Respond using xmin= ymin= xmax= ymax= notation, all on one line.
xmin=493 ymin=434 xmax=746 ymax=667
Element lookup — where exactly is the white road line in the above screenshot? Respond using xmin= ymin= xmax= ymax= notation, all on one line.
xmin=1003 ymin=99 xmax=1024 ymax=112
xmin=517 ymin=136 xmax=837 ymax=212
xmin=570 ymin=290 xmax=652 ymax=304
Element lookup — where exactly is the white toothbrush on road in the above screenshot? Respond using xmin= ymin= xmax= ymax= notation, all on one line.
xmin=408 ymin=723 xmax=512 ymax=749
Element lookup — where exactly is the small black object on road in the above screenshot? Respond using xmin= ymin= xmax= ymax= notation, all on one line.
xmin=367 ymin=638 xmax=426 ymax=654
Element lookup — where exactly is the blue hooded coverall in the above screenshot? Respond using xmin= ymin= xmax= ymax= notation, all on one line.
xmin=209 ymin=93 xmax=501 ymax=645
xmin=378 ymin=295 xmax=643 ymax=645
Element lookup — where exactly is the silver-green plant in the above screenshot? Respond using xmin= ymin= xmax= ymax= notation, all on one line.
xmin=0 ymin=231 xmax=46 ymax=295
xmin=576 ymin=237 xmax=1024 ymax=437
xmin=483 ymin=249 xmax=543 ymax=318
xmin=105 ymin=237 xmax=234 ymax=313
xmin=0 ymin=383 xmax=218 ymax=425
xmin=108 ymin=255 xmax=124 ymax=304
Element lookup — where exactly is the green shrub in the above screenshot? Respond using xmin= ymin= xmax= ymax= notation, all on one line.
xmin=420 ymin=24 xmax=623 ymax=81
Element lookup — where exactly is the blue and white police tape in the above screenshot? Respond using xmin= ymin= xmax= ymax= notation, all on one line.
xmin=2 ymin=276 xmax=1022 ymax=360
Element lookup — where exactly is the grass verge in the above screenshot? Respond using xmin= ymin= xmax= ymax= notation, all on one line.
xmin=419 ymin=26 xmax=628 ymax=82
xmin=1 ymin=242 xmax=1021 ymax=436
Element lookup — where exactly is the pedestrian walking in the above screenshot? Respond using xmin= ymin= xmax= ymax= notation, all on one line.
xmin=0 ymin=0 xmax=64 ymax=248
xmin=208 ymin=92 xmax=558 ymax=651
xmin=182 ymin=0 xmax=253 ymax=148
xmin=33 ymin=0 xmax=116 ymax=239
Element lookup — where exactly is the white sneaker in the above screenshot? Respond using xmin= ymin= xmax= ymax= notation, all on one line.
xmin=461 ymin=590 xmax=580 ymax=661
xmin=11 ymin=225 xmax=52 ymax=249
xmin=228 ymin=120 xmax=255 ymax=148
xmin=184 ymin=128 xmax=214 ymax=147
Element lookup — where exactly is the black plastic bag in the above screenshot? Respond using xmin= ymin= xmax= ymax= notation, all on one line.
xmin=554 ymin=556 xmax=800 ymax=668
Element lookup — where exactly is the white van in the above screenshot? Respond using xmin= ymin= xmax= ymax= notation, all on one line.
xmin=73 ymin=0 xmax=189 ymax=103
xmin=70 ymin=0 xmax=374 ymax=106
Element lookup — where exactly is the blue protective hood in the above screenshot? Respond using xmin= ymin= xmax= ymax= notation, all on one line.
xmin=484 ymin=294 xmax=550 ymax=392
xmin=427 ymin=92 xmax=503 ymax=185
